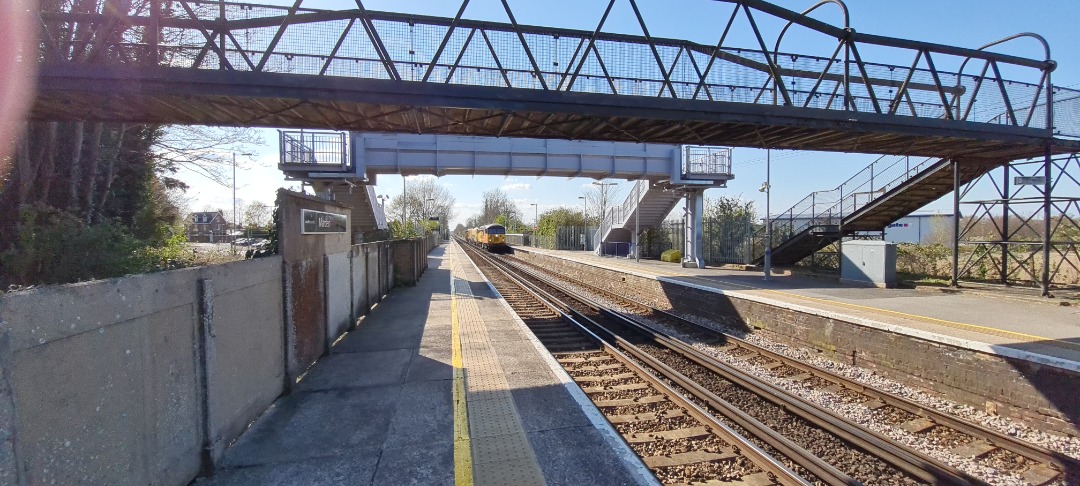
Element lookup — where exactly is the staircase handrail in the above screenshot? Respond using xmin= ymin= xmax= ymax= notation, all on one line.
xmin=751 ymin=154 xmax=939 ymax=261
xmin=367 ymin=185 xmax=388 ymax=229
xmin=598 ymin=180 xmax=651 ymax=243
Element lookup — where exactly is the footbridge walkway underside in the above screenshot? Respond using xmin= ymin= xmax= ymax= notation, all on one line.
xmin=31 ymin=0 xmax=1080 ymax=160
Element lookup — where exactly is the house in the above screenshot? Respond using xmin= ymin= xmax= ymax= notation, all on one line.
xmin=186 ymin=210 xmax=232 ymax=243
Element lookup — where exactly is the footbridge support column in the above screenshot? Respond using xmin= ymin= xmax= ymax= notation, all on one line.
xmin=683 ymin=189 xmax=705 ymax=268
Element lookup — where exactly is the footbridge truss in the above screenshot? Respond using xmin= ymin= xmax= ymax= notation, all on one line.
xmin=31 ymin=0 xmax=1080 ymax=160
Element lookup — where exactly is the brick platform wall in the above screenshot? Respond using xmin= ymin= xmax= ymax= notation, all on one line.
xmin=514 ymin=250 xmax=1080 ymax=435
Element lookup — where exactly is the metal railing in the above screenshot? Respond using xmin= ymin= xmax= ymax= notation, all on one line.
xmin=597 ymin=180 xmax=651 ymax=244
xmin=278 ymin=130 xmax=348 ymax=170
xmin=35 ymin=0 xmax=1078 ymax=137
xmin=684 ymin=146 xmax=733 ymax=177
xmin=750 ymin=154 xmax=939 ymax=261
xmin=367 ymin=185 xmax=387 ymax=230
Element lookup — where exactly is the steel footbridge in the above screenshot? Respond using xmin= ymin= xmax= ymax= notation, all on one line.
xmin=32 ymin=0 xmax=1080 ymax=160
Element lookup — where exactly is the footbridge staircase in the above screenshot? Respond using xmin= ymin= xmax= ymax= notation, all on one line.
xmin=751 ymin=156 xmax=1005 ymax=266
xmin=597 ymin=147 xmax=734 ymax=263
xmin=598 ymin=180 xmax=685 ymax=246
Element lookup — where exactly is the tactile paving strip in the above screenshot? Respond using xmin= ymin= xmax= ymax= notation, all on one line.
xmin=451 ymin=245 xmax=546 ymax=486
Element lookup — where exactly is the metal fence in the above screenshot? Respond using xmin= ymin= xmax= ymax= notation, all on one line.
xmin=530 ymin=226 xmax=596 ymax=251
xmin=642 ymin=216 xmax=754 ymax=265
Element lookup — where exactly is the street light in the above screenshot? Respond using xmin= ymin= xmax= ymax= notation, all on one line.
xmin=759 ymin=149 xmax=772 ymax=281
xmin=592 ymin=181 xmax=618 ymax=256
xmin=232 ymin=152 xmax=254 ymax=247
xmin=530 ymin=203 xmax=538 ymax=230
xmin=578 ymin=196 xmax=588 ymax=251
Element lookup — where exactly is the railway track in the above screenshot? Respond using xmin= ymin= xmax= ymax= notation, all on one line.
xmin=460 ymin=241 xmax=810 ymax=485
xmin=460 ymin=241 xmax=988 ymax=485
xmin=506 ymin=252 xmax=1080 ymax=486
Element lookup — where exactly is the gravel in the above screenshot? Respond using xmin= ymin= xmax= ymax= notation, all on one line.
xmin=520 ymin=262 xmax=1080 ymax=486
xmin=559 ymin=350 xmax=768 ymax=484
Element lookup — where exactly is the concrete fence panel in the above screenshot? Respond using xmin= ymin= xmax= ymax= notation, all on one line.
xmin=199 ymin=257 xmax=285 ymax=465
xmin=283 ymin=259 xmax=326 ymax=384
xmin=324 ymin=252 xmax=352 ymax=348
xmin=392 ymin=240 xmax=419 ymax=286
xmin=366 ymin=244 xmax=382 ymax=308
xmin=0 ymin=269 xmax=205 ymax=486
xmin=382 ymin=243 xmax=393 ymax=295
xmin=350 ymin=245 xmax=369 ymax=322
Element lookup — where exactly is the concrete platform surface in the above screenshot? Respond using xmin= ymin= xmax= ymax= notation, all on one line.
xmin=521 ymin=248 xmax=1080 ymax=369
xmin=195 ymin=243 xmax=654 ymax=486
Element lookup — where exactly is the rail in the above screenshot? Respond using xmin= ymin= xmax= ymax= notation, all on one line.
xmin=562 ymin=273 xmax=1080 ymax=484
xmin=490 ymin=250 xmax=983 ymax=485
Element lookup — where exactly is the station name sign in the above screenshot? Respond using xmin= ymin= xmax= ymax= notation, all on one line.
xmin=301 ymin=209 xmax=348 ymax=234
xmin=1014 ymin=176 xmax=1047 ymax=186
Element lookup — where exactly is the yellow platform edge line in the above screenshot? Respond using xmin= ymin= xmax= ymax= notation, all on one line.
xmin=664 ymin=273 xmax=1077 ymax=350
xmin=451 ymin=267 xmax=474 ymax=486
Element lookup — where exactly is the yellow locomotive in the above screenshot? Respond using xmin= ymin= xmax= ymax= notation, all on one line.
xmin=466 ymin=224 xmax=508 ymax=252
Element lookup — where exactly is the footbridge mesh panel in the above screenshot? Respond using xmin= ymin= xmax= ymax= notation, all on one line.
xmin=37 ymin=0 xmax=1079 ymax=136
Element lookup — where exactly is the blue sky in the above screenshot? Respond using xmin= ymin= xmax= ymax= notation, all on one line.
xmin=178 ymin=0 xmax=1080 ymax=228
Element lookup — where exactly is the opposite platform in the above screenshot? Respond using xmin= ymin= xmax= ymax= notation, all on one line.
xmin=196 ymin=243 xmax=653 ymax=485
xmin=521 ymin=247 xmax=1080 ymax=369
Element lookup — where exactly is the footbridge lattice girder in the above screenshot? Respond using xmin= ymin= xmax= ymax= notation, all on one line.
xmin=31 ymin=0 xmax=1080 ymax=158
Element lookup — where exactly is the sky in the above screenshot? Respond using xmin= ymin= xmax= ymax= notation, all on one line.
xmin=176 ymin=0 xmax=1080 ymax=229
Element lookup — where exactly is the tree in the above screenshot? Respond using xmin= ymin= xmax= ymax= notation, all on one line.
xmin=536 ymin=207 xmax=587 ymax=237
xmin=243 ymin=201 xmax=272 ymax=230
xmin=153 ymin=125 xmax=264 ymax=188
xmin=386 ymin=177 xmax=456 ymax=228
xmin=583 ymin=181 xmax=623 ymax=225
xmin=385 ymin=177 xmax=455 ymax=239
xmin=704 ymin=194 xmax=756 ymax=221
xmin=479 ymin=188 xmax=521 ymax=224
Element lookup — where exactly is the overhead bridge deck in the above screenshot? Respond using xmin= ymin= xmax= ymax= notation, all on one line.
xmin=31 ymin=0 xmax=1080 ymax=160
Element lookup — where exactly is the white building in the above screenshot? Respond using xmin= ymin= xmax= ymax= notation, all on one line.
xmin=882 ymin=211 xmax=954 ymax=244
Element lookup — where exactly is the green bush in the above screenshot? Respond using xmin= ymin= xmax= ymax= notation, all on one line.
xmin=0 ymin=204 xmax=196 ymax=287
xmin=661 ymin=249 xmax=682 ymax=263
xmin=896 ymin=243 xmax=950 ymax=278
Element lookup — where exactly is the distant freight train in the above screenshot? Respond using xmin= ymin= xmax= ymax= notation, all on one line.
xmin=465 ymin=224 xmax=508 ymax=252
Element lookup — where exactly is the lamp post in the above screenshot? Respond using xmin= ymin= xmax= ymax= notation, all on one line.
xmin=530 ymin=203 xmax=538 ymax=230
xmin=759 ymin=149 xmax=772 ymax=281
xmin=426 ymin=197 xmax=436 ymax=236
xmin=592 ymin=181 xmax=618 ymax=256
xmin=578 ymin=196 xmax=587 ymax=251
xmin=232 ymin=152 xmax=254 ymax=247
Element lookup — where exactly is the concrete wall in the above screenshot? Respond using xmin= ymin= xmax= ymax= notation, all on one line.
xmin=392 ymin=235 xmax=438 ymax=286
xmin=0 ymin=191 xmax=442 ymax=485
xmin=513 ymin=249 xmax=1080 ymax=435
xmin=325 ymin=252 xmax=352 ymax=349
xmin=0 ymin=257 xmax=284 ymax=485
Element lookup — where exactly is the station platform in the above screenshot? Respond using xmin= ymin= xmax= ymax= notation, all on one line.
xmin=519 ymin=248 xmax=1080 ymax=371
xmin=196 ymin=243 xmax=654 ymax=486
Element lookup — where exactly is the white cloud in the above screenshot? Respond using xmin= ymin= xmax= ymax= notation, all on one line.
xmin=502 ymin=182 xmax=531 ymax=192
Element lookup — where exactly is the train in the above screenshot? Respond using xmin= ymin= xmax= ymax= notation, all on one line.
xmin=465 ymin=224 xmax=509 ymax=252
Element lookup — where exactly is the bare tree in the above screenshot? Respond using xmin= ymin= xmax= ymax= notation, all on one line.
xmin=386 ymin=177 xmax=457 ymax=226
xmin=153 ymin=125 xmax=265 ymax=187
xmin=243 ymin=201 xmax=272 ymax=229
xmin=583 ymin=181 xmax=623 ymax=224
xmin=479 ymin=188 xmax=521 ymax=224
